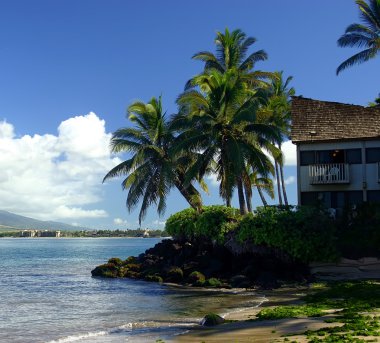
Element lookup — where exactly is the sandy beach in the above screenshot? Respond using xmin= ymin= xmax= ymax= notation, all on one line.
xmin=173 ymin=286 xmax=379 ymax=343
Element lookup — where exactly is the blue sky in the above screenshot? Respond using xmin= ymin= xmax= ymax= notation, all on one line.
xmin=0 ymin=1 xmax=377 ymax=229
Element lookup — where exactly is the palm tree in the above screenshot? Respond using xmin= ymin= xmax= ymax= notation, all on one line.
xmin=187 ymin=28 xmax=272 ymax=89
xmin=337 ymin=0 xmax=380 ymax=74
xmin=248 ymin=167 xmax=275 ymax=206
xmin=103 ymin=96 xmax=203 ymax=224
xmin=178 ymin=28 xmax=280 ymax=214
xmin=175 ymin=69 xmax=280 ymax=215
xmin=260 ymin=71 xmax=295 ymax=205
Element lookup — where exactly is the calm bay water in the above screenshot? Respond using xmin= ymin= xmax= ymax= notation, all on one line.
xmin=0 ymin=238 xmax=263 ymax=342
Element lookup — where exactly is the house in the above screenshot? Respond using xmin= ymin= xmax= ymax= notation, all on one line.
xmin=291 ymin=96 xmax=380 ymax=210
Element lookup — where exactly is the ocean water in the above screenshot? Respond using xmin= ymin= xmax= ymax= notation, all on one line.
xmin=0 ymin=238 xmax=263 ymax=343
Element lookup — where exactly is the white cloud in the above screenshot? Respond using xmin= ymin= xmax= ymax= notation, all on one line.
xmin=206 ymin=173 xmax=219 ymax=186
xmin=274 ymin=175 xmax=296 ymax=186
xmin=0 ymin=113 xmax=120 ymax=220
xmin=284 ymin=176 xmax=296 ymax=185
xmin=282 ymin=140 xmax=297 ymax=166
xmin=113 ymin=218 xmax=129 ymax=226
xmin=0 ymin=121 xmax=14 ymax=139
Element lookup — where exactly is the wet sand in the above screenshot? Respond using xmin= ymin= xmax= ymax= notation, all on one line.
xmin=172 ymin=286 xmax=377 ymax=343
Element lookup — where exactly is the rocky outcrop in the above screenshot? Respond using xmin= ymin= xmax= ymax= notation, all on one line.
xmin=91 ymin=238 xmax=310 ymax=289
xmin=310 ymin=257 xmax=380 ymax=280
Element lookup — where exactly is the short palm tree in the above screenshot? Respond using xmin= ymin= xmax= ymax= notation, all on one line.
xmin=248 ymin=167 xmax=274 ymax=207
xmin=103 ymin=96 xmax=203 ymax=224
xmin=337 ymin=0 xmax=380 ymax=74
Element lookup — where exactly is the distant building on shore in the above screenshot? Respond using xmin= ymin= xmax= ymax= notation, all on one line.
xmin=20 ymin=230 xmax=61 ymax=238
xmin=20 ymin=230 xmax=38 ymax=237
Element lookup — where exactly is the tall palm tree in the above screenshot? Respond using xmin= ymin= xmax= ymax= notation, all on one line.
xmin=175 ymin=69 xmax=279 ymax=215
xmin=103 ymin=96 xmax=203 ymax=224
xmin=337 ymin=0 xmax=380 ymax=74
xmin=178 ymin=28 xmax=279 ymax=213
xmin=187 ymin=28 xmax=272 ymax=89
xmin=260 ymin=71 xmax=295 ymax=206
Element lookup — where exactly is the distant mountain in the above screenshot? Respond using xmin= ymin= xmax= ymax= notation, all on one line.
xmin=0 ymin=210 xmax=87 ymax=231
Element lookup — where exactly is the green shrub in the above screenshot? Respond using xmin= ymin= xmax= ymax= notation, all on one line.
xmin=195 ymin=205 xmax=240 ymax=243
xmin=91 ymin=263 xmax=119 ymax=278
xmin=166 ymin=267 xmax=184 ymax=282
xmin=165 ymin=205 xmax=239 ymax=243
xmin=124 ymin=270 xmax=141 ymax=278
xmin=125 ymin=263 xmax=141 ymax=272
xmin=144 ymin=274 xmax=163 ymax=283
xmin=204 ymin=277 xmax=223 ymax=288
xmin=165 ymin=208 xmax=197 ymax=241
xmin=337 ymin=203 xmax=380 ymax=258
xmin=237 ymin=206 xmax=338 ymax=262
xmin=123 ymin=256 xmax=137 ymax=265
xmin=108 ymin=257 xmax=123 ymax=265
xmin=188 ymin=271 xmax=206 ymax=286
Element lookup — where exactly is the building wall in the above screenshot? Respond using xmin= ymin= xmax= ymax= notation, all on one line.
xmin=296 ymin=139 xmax=380 ymax=205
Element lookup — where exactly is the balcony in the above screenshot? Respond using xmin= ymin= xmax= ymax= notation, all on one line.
xmin=309 ymin=163 xmax=350 ymax=184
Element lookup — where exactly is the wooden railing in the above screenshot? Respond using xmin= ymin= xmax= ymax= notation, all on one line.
xmin=309 ymin=163 xmax=350 ymax=184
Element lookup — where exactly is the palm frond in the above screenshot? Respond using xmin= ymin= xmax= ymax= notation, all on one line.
xmin=336 ymin=47 xmax=377 ymax=74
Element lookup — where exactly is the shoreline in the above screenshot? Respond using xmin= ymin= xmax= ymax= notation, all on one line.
xmin=168 ymin=285 xmax=309 ymax=343
xmin=170 ymin=284 xmax=380 ymax=343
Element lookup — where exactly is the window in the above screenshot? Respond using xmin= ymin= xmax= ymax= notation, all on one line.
xmin=316 ymin=150 xmax=345 ymax=164
xmin=317 ymin=150 xmax=333 ymax=163
xmin=366 ymin=148 xmax=380 ymax=163
xmin=300 ymin=151 xmax=315 ymax=166
xmin=346 ymin=149 xmax=362 ymax=164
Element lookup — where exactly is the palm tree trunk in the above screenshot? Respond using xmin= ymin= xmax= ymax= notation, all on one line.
xmin=236 ymin=176 xmax=248 ymax=215
xmin=244 ymin=184 xmax=252 ymax=212
xmin=274 ymin=160 xmax=283 ymax=205
xmin=226 ymin=198 xmax=231 ymax=207
xmin=174 ymin=175 xmax=203 ymax=213
xmin=279 ymin=163 xmax=288 ymax=206
xmin=277 ymin=143 xmax=288 ymax=206
xmin=257 ymin=187 xmax=268 ymax=206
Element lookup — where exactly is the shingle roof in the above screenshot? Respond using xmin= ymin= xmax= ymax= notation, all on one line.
xmin=291 ymin=96 xmax=380 ymax=143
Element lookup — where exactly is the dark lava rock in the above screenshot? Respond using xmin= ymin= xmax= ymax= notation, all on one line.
xmin=255 ymin=271 xmax=280 ymax=289
xmin=200 ymin=313 xmax=225 ymax=326
xmin=229 ymin=274 xmax=249 ymax=288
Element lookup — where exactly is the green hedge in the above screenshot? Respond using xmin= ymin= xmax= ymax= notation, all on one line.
xmin=165 ymin=203 xmax=380 ymax=263
xmin=237 ymin=206 xmax=338 ymax=262
xmin=336 ymin=203 xmax=380 ymax=258
xmin=166 ymin=205 xmax=240 ymax=243
xmin=165 ymin=207 xmax=197 ymax=241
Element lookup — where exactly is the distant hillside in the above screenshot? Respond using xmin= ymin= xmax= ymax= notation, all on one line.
xmin=0 ymin=210 xmax=87 ymax=231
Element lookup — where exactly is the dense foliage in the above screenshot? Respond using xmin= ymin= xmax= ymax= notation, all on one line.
xmin=336 ymin=203 xmax=380 ymax=258
xmin=165 ymin=208 xmax=197 ymax=241
xmin=166 ymin=205 xmax=240 ymax=243
xmin=104 ymin=28 xmax=294 ymax=222
xmin=165 ymin=203 xmax=380 ymax=263
xmin=237 ymin=206 xmax=338 ymax=262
